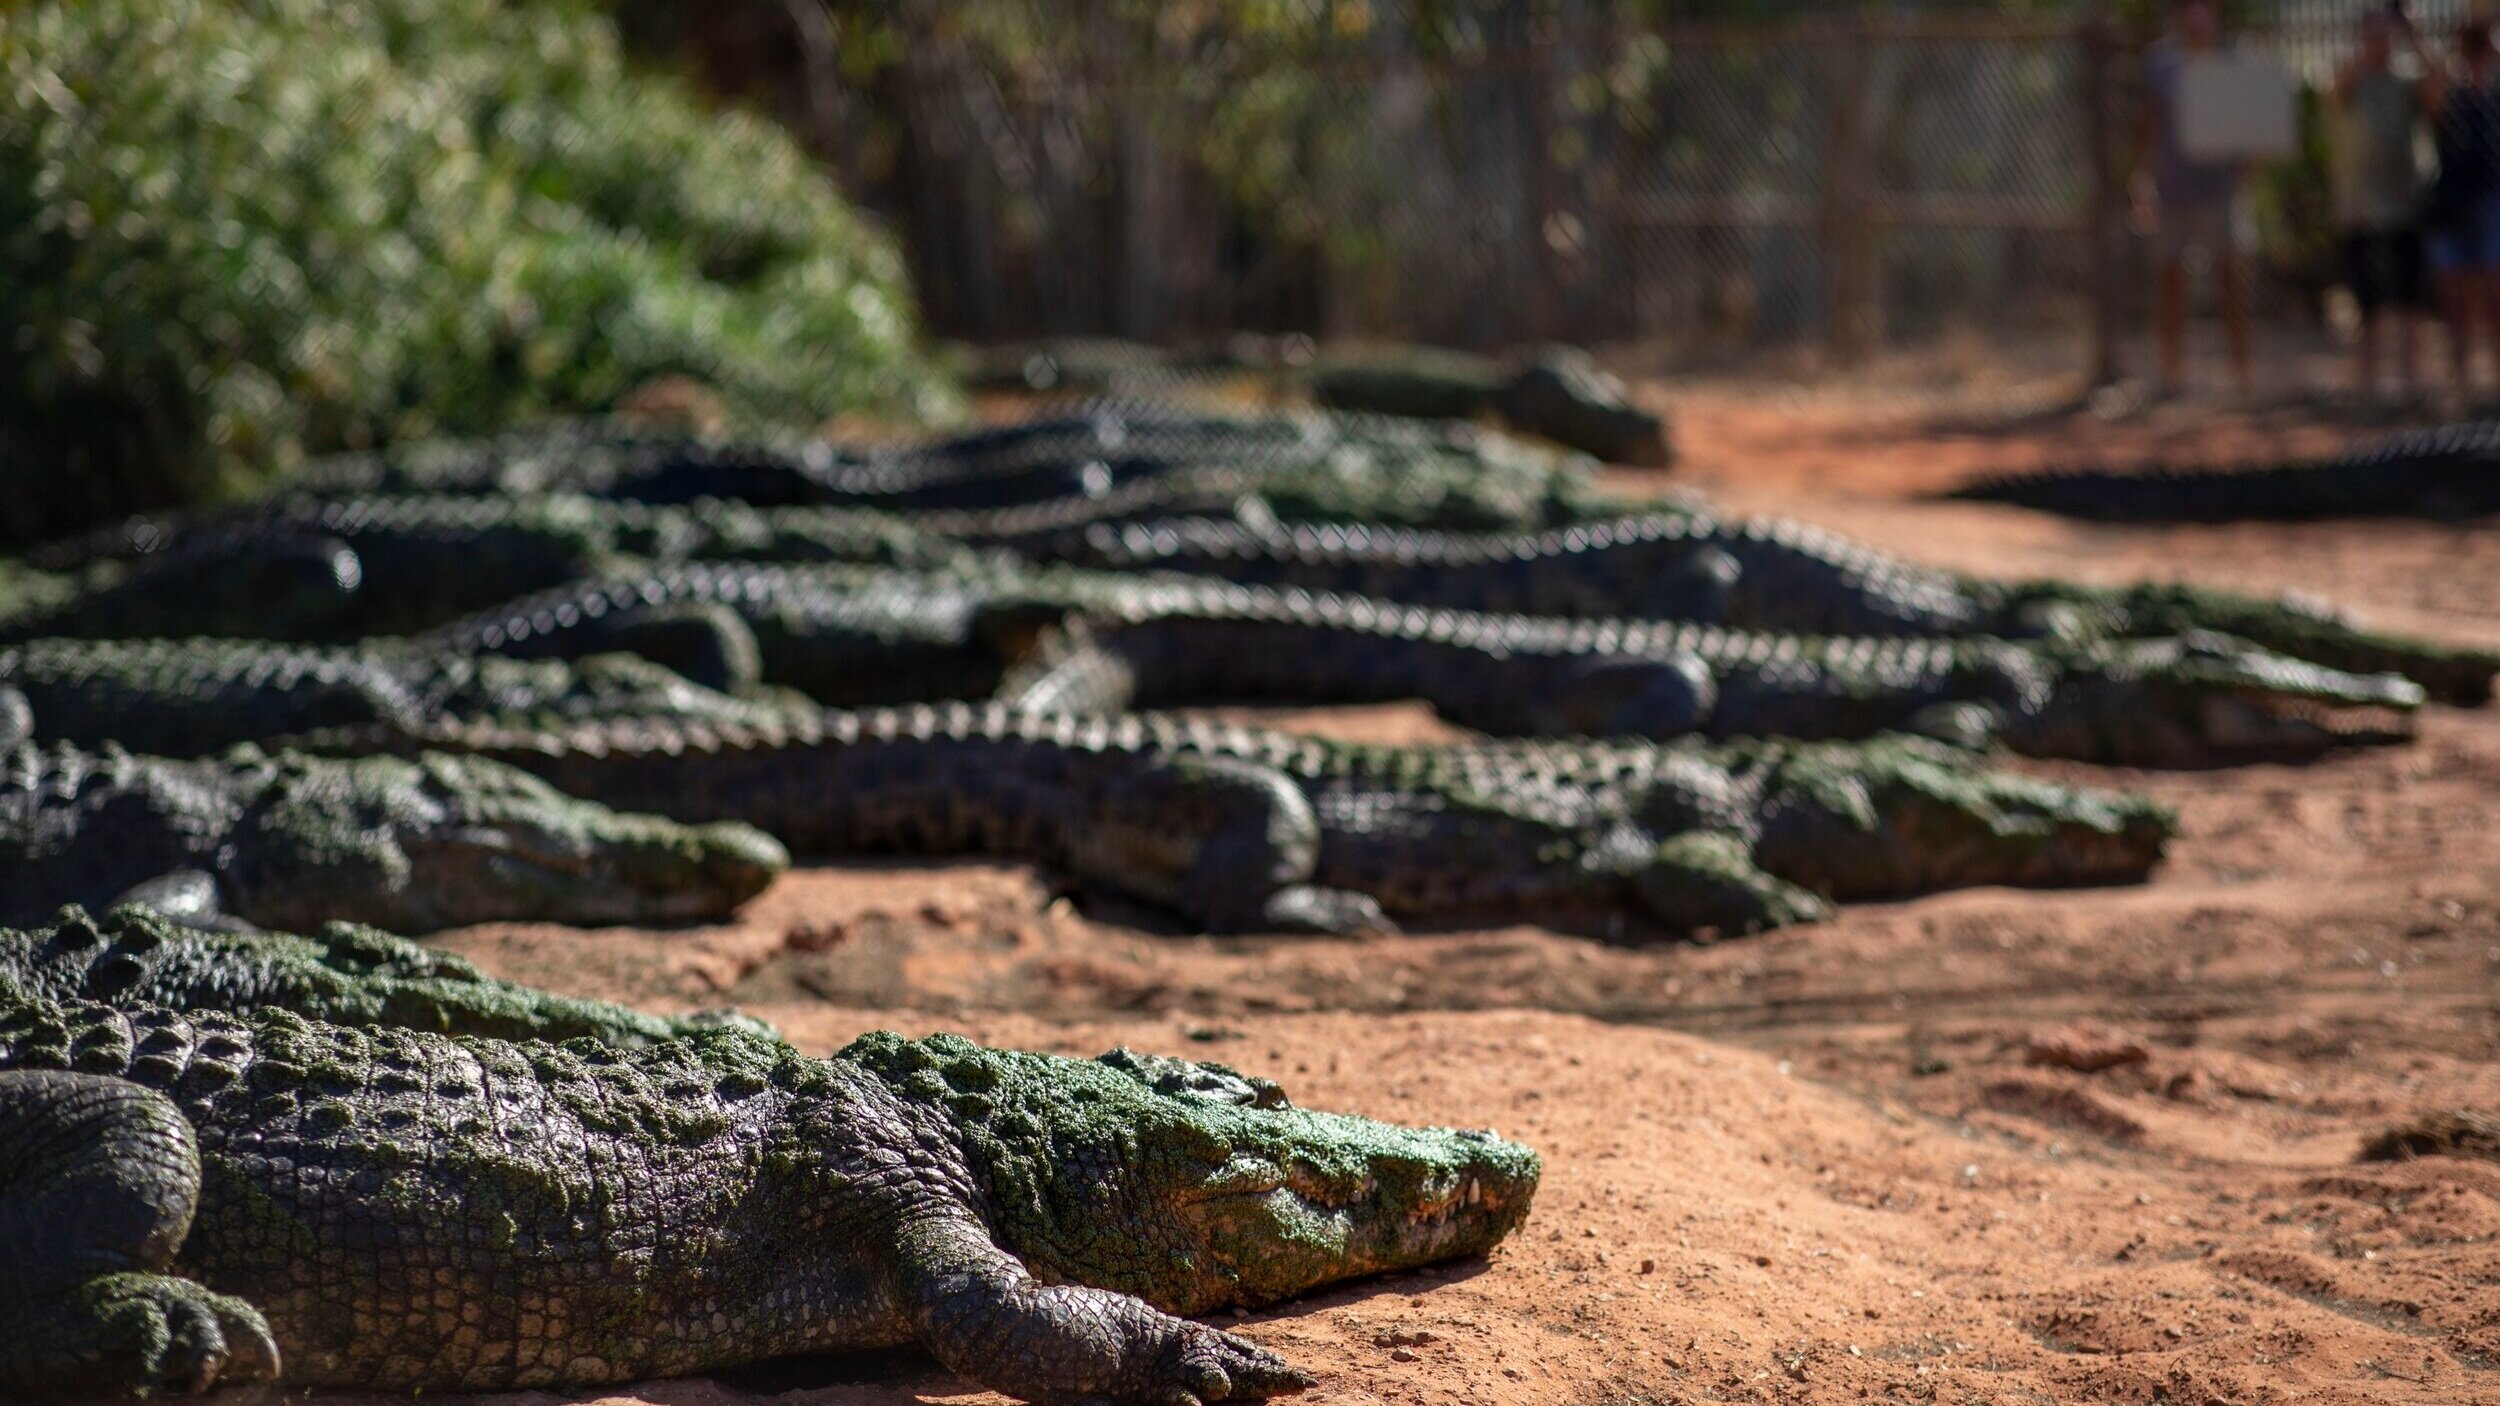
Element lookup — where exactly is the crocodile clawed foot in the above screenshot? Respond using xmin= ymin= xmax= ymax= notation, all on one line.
xmin=1257 ymin=886 xmax=1397 ymax=937
xmin=54 ymin=1272 xmax=282 ymax=1397
xmin=1165 ymin=1321 xmax=1314 ymax=1403
xmin=1632 ymin=832 xmax=1830 ymax=940
xmin=1068 ymin=1319 xmax=1314 ymax=1405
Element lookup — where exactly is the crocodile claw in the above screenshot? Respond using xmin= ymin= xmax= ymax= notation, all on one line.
xmin=67 ymin=1272 xmax=282 ymax=1397
xmin=1080 ymin=1320 xmax=1311 ymax=1405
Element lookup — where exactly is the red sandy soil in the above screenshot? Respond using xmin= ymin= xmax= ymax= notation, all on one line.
xmin=357 ymin=386 xmax=2499 ymax=1406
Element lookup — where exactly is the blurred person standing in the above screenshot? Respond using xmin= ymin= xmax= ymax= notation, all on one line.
xmin=2425 ymin=12 xmax=2500 ymax=391
xmin=2135 ymin=0 xmax=2254 ymax=399
xmin=2333 ymin=5 xmax=2438 ymax=399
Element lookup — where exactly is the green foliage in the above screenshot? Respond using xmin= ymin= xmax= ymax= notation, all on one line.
xmin=0 ymin=0 xmax=953 ymax=547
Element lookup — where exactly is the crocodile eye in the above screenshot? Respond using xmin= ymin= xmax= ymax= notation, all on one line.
xmin=1196 ymin=1154 xmax=1284 ymax=1199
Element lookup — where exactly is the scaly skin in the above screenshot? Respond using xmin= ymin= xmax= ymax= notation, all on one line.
xmin=1950 ymin=421 xmax=2500 ymax=524
xmin=1027 ymin=512 xmax=1994 ymax=636
xmin=1307 ymin=346 xmax=1506 ymax=421
xmin=279 ymin=407 xmax=1611 ymax=525
xmin=0 ymin=532 xmax=371 ymax=644
xmin=937 ymin=343 xmax=1673 ymax=465
xmin=1993 ymin=580 xmax=2500 ymax=708
xmin=7 ymin=437 xmax=1620 ymax=648
xmin=422 ymin=565 xmax=2420 ymax=766
xmin=0 ymin=742 xmax=786 ymax=933
xmin=285 ymin=418 xmax=880 ymax=506
xmin=978 ymin=580 xmax=2425 ymax=766
xmin=0 ymin=905 xmax=745 ymax=1047
xmin=1018 ymin=511 xmax=2500 ymax=703
xmin=0 ymin=637 xmax=806 ymax=757
xmin=1491 ymin=346 xmax=1674 ymax=467
xmin=758 ymin=455 xmax=1662 ymax=551
xmin=421 ymin=563 xmax=1048 ymax=708
xmin=347 ymin=704 xmax=2172 ymax=941
xmin=0 ymin=999 xmax=1537 ymax=1399
xmin=14 ymin=493 xmax=964 ymax=644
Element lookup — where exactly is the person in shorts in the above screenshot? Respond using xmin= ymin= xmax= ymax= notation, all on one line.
xmin=2134 ymin=0 xmax=2253 ymax=398
xmin=2333 ymin=6 xmax=2437 ymax=396
xmin=2426 ymin=16 xmax=2500 ymax=389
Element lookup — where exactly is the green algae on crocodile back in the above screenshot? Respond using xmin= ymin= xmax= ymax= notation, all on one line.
xmin=367 ymin=704 xmax=2175 ymax=942
xmin=0 ymin=742 xmax=787 ymax=933
xmin=847 ymin=1031 xmax=1539 ymax=1315
xmin=227 ymin=749 xmax=790 ymax=932
xmin=1744 ymin=736 xmax=2176 ymax=899
xmin=0 ymin=904 xmax=756 ymax=1047
xmin=2013 ymin=581 xmax=2500 ymax=708
xmin=1005 ymin=496 xmax=2491 ymax=706
xmin=0 ymin=1003 xmax=1534 ymax=1399
xmin=285 ymin=408 xmax=1613 ymax=531
xmin=0 ymin=636 xmax=810 ymax=758
xmin=2007 ymin=634 xmax=2423 ymax=767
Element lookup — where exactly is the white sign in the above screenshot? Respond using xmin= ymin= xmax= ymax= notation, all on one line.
xmin=2176 ymin=53 xmax=2298 ymax=161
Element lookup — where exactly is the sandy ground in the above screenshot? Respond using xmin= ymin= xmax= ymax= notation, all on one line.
xmin=363 ymin=385 xmax=2500 ymax=1406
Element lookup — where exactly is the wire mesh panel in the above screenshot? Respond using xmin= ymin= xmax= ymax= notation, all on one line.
xmin=854 ymin=6 xmax=2098 ymax=354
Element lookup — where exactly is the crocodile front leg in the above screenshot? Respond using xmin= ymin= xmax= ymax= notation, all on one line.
xmin=1630 ymin=831 xmax=1830 ymax=938
xmin=1078 ymin=755 xmax=1390 ymax=936
xmin=0 ymin=1070 xmax=281 ymax=1397
xmin=892 ymin=1214 xmax=1311 ymax=1406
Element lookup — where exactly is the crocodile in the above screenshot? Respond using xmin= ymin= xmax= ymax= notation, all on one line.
xmin=6 ymin=445 xmax=1634 ymax=646
xmin=0 ymin=905 xmax=744 ymax=1047
xmin=0 ymin=637 xmax=805 ymax=757
xmin=1493 ymin=346 xmax=1675 ymax=467
xmin=1017 ymin=511 xmax=2500 ymax=704
xmin=666 ymin=405 xmax=1603 ymax=520
xmin=988 ymin=585 xmax=2426 ymax=766
xmin=1949 ymin=421 xmax=2500 ymax=523
xmin=0 ymin=998 xmax=1537 ymax=1399
xmin=956 ymin=335 xmax=1265 ymax=394
xmin=0 ymin=529 xmax=373 ymax=644
xmin=276 ymin=406 xmax=1607 ymax=524
xmin=929 ymin=342 xmax=1679 ymax=465
xmin=343 ymin=704 xmax=2174 ymax=941
xmin=1989 ymin=579 xmax=2500 ymax=708
xmin=779 ymin=452 xmax=1666 ymax=545
xmin=10 ymin=493 xmax=966 ymax=644
xmin=419 ymin=563 xmax=2423 ymax=766
xmin=941 ymin=337 xmax=1674 ymax=464
xmin=0 ymin=742 xmax=786 ymax=934
xmin=1022 ymin=511 xmax=2006 ymax=635
xmin=419 ymin=562 xmax=1057 ymax=708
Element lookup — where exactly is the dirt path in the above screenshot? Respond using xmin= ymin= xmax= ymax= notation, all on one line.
xmin=391 ymin=392 xmax=2500 ymax=1406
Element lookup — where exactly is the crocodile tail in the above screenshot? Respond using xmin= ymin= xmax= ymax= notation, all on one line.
xmin=1950 ymin=422 xmax=2500 ymax=523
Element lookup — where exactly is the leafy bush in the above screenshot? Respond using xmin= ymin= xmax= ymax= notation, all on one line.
xmin=0 ymin=0 xmax=953 ymax=545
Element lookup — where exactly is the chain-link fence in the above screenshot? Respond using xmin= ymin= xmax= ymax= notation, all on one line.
xmin=840 ymin=10 xmax=2100 ymax=358
xmin=632 ymin=0 xmax=2465 ymax=373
